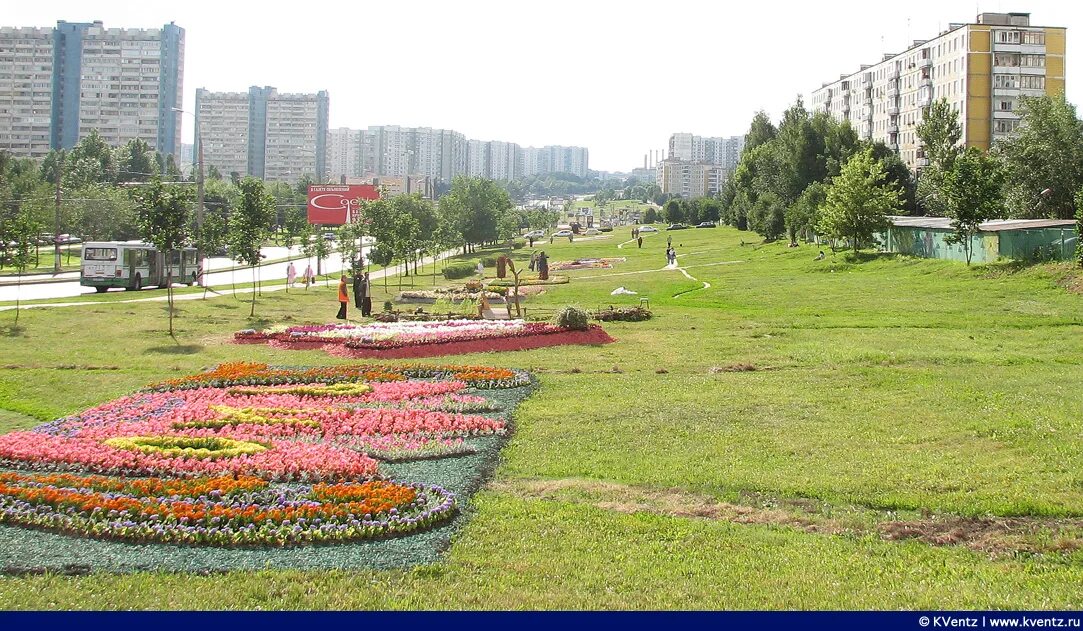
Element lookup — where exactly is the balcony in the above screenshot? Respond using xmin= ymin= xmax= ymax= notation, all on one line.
xmin=918 ymin=92 xmax=932 ymax=106
xmin=917 ymin=157 xmax=930 ymax=167
xmin=919 ymin=55 xmax=932 ymax=68
xmin=887 ymin=105 xmax=899 ymax=116
xmin=888 ymin=122 xmax=899 ymax=134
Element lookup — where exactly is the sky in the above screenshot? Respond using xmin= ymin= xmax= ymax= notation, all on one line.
xmin=8 ymin=0 xmax=1083 ymax=172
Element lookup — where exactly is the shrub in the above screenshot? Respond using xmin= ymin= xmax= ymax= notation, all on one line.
xmin=554 ymin=305 xmax=590 ymax=331
xmin=443 ymin=262 xmax=476 ymax=280
xmin=593 ymin=306 xmax=652 ymax=322
xmin=383 ymin=300 xmax=394 ymax=312
xmin=479 ymin=256 xmax=498 ymax=267
xmin=511 ymin=238 xmax=527 ymax=249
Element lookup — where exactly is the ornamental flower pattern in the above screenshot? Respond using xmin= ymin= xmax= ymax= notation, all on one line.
xmin=0 ymin=363 xmax=534 ymax=549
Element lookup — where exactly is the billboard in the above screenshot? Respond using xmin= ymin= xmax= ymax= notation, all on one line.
xmin=307 ymin=184 xmax=380 ymax=225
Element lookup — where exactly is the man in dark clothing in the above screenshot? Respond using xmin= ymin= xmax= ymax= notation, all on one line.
xmin=537 ymin=251 xmax=549 ymax=281
xmin=352 ymin=273 xmax=364 ymax=310
xmin=360 ymin=272 xmax=372 ymax=317
xmin=637 ymin=236 xmax=643 ymax=248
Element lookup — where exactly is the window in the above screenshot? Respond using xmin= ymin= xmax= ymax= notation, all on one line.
xmin=999 ymin=100 xmax=1013 ymax=111
xmin=1020 ymin=54 xmax=1045 ymax=67
xmin=995 ymin=119 xmax=1021 ymax=133
xmin=996 ymin=30 xmax=1022 ymax=44
xmin=994 ymin=74 xmax=1019 ymax=88
xmin=83 ymin=247 xmax=117 ymax=261
xmin=1023 ymin=31 xmax=1046 ymax=45
xmin=994 ymin=52 xmax=1020 ymax=66
xmin=1020 ymin=75 xmax=1045 ymax=89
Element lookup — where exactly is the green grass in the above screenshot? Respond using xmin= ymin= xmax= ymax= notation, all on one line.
xmin=0 ymin=226 xmax=1081 ymax=608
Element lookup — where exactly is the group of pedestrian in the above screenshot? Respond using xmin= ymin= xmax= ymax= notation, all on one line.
xmin=666 ymin=246 xmax=677 ymax=266
xmin=336 ymin=270 xmax=371 ymax=320
xmin=286 ymin=261 xmax=316 ymax=289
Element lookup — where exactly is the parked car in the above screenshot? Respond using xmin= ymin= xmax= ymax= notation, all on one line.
xmin=55 ymin=234 xmax=82 ymax=244
xmin=322 ymin=231 xmax=336 ymax=241
xmin=524 ymin=229 xmax=546 ymax=239
xmin=583 ymin=228 xmax=601 ymax=236
xmin=638 ymin=225 xmax=659 ymax=233
xmin=552 ymin=230 xmax=574 ymax=238
xmin=665 ymin=224 xmax=688 ymax=231
xmin=695 ymin=222 xmax=716 ymax=228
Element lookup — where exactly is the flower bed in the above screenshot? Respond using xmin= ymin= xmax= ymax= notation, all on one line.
xmin=234 ymin=319 xmax=614 ymax=359
xmin=549 ymin=257 xmax=626 ymax=272
xmin=0 ymin=471 xmax=455 ymax=546
xmin=593 ymin=306 xmax=653 ymax=322
xmin=485 ymin=275 xmax=569 ymax=287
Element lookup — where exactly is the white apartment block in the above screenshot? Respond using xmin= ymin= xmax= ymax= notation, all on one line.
xmin=193 ymin=89 xmax=248 ymax=178
xmin=195 ymin=86 xmax=329 ymax=182
xmin=0 ymin=20 xmax=184 ymax=160
xmin=657 ymin=159 xmax=723 ymax=199
xmin=465 ymin=139 xmax=488 ymax=177
xmin=667 ymin=133 xmax=744 ymax=172
xmin=328 ymin=127 xmax=363 ymax=181
xmin=810 ymin=12 xmax=1065 ymax=170
xmin=0 ymin=27 xmax=54 ymax=158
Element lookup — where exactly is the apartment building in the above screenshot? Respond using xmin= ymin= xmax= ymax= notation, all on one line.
xmin=194 ymin=85 xmax=329 ymax=182
xmin=0 ymin=20 xmax=184 ymax=159
xmin=667 ymin=133 xmax=745 ymax=172
xmin=328 ymin=127 xmax=363 ymax=181
xmin=657 ymin=160 xmax=723 ymax=199
xmin=810 ymin=12 xmax=1065 ymax=169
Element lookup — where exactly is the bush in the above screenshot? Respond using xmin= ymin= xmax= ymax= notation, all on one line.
xmin=554 ymin=305 xmax=590 ymax=331
xmin=443 ymin=262 xmax=476 ymax=280
xmin=383 ymin=300 xmax=394 ymax=312
xmin=511 ymin=238 xmax=527 ymax=249
xmin=593 ymin=306 xmax=652 ymax=322
xmin=479 ymin=256 xmax=498 ymax=267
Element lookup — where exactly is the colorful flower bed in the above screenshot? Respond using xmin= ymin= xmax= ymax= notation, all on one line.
xmin=234 ymin=319 xmax=614 ymax=359
xmin=549 ymin=257 xmax=626 ymax=272
xmin=0 ymin=363 xmax=534 ymax=556
xmin=0 ymin=470 xmax=455 ymax=546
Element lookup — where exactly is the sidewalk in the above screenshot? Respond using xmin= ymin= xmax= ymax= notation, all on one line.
xmin=0 ymin=248 xmax=459 ymax=312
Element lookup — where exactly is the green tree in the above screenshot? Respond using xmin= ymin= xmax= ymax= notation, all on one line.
xmin=191 ymin=209 xmax=227 ymax=298
xmin=116 ymin=138 xmax=158 ymax=183
xmin=4 ymin=207 xmax=41 ymax=326
xmin=1075 ymin=186 xmax=1083 ymax=266
xmin=744 ymin=111 xmax=777 ymax=154
xmin=133 ymin=178 xmax=192 ymax=335
xmin=64 ymin=130 xmax=116 ymax=188
xmin=748 ymin=191 xmax=785 ymax=241
xmin=817 ymin=148 xmax=902 ymax=253
xmin=643 ymin=207 xmax=659 ymax=224
xmin=915 ymin=99 xmax=963 ymax=217
xmin=997 ymin=94 xmax=1083 ymax=219
xmin=439 ymin=176 xmax=512 ymax=251
xmin=941 ymin=148 xmax=1005 ymax=265
xmin=663 ymin=199 xmax=686 ymax=224
xmin=300 ymin=224 xmax=331 ymax=282
xmin=228 ymin=177 xmax=276 ymax=316
xmin=785 ymin=181 xmax=826 ymax=245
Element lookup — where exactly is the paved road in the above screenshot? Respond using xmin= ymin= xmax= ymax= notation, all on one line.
xmin=0 ymin=245 xmax=361 ymax=302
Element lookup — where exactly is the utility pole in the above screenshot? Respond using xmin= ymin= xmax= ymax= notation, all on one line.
xmin=196 ymin=129 xmax=205 ymax=286
xmin=53 ymin=150 xmax=64 ymax=274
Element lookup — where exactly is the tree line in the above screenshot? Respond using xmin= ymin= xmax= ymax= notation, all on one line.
xmin=716 ymin=93 xmax=1083 ymax=266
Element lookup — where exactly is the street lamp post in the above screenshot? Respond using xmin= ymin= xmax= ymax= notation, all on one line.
xmin=173 ymin=107 xmax=205 ymax=286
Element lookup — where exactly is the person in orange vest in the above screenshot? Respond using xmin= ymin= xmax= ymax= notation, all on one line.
xmin=336 ymin=275 xmax=349 ymax=320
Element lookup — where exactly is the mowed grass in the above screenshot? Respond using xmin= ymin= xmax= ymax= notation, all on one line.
xmin=0 ymin=226 xmax=1081 ymax=608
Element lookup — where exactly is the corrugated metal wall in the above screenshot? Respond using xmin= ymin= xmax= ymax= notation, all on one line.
xmin=882 ymin=226 xmax=1077 ymax=263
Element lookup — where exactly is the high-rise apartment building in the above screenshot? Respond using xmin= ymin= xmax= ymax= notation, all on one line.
xmin=657 ymin=160 xmax=724 ymax=199
xmin=195 ymin=86 xmax=329 ymax=182
xmin=0 ymin=20 xmax=184 ymax=159
xmin=328 ymin=127 xmax=363 ymax=181
xmin=811 ymin=12 xmax=1065 ymax=169
xmin=667 ymin=133 xmax=744 ymax=172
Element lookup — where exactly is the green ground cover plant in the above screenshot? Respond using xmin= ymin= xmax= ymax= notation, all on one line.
xmin=0 ymin=226 xmax=1080 ymax=608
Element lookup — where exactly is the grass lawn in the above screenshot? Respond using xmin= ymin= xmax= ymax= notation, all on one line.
xmin=0 ymin=225 xmax=1081 ymax=609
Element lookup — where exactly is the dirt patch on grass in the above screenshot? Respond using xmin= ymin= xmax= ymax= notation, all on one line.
xmin=496 ymin=477 xmax=1083 ymax=558
xmin=709 ymin=363 xmax=758 ymax=373
xmin=880 ymin=517 xmax=1083 ymax=557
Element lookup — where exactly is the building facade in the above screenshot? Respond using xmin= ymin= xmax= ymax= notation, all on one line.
xmin=0 ymin=20 xmax=184 ymax=159
xmin=195 ymin=85 xmax=329 ymax=182
xmin=328 ymin=127 xmax=363 ymax=181
xmin=811 ymin=12 xmax=1065 ymax=169
xmin=657 ymin=159 xmax=723 ymax=199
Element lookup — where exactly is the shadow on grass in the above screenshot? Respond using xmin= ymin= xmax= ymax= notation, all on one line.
xmin=0 ymin=324 xmax=26 ymax=337
xmin=145 ymin=343 xmax=203 ymax=355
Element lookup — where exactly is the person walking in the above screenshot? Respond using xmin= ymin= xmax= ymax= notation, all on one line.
xmin=537 ymin=251 xmax=549 ymax=281
xmin=637 ymin=236 xmax=643 ymax=249
xmin=529 ymin=251 xmax=537 ymax=272
xmin=303 ymin=263 xmax=314 ymax=289
xmin=336 ymin=275 xmax=349 ymax=320
xmin=352 ymin=271 xmax=364 ymax=310
xmin=286 ymin=261 xmax=297 ymax=289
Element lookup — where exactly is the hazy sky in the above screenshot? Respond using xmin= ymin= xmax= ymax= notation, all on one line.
xmin=8 ymin=0 xmax=1082 ymax=171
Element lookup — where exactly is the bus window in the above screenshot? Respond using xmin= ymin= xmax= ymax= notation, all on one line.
xmin=183 ymin=250 xmax=196 ymax=265
xmin=169 ymin=251 xmax=181 ymax=265
xmin=132 ymin=249 xmax=150 ymax=267
xmin=84 ymin=247 xmax=118 ymax=261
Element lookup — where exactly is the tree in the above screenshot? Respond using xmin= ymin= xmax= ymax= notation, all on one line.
xmin=915 ymin=99 xmax=963 ymax=217
xmin=817 ymin=149 xmax=902 ymax=253
xmin=748 ymin=191 xmax=785 ymax=241
xmin=916 ymin=99 xmax=963 ymax=168
xmin=663 ymin=199 xmax=686 ymax=224
xmin=785 ymin=181 xmax=826 ymax=245
xmin=1075 ymin=186 xmax=1083 ymax=267
xmin=4 ymin=208 xmax=40 ymax=326
xmin=997 ymin=94 xmax=1083 ymax=219
xmin=64 ymin=130 xmax=116 ymax=188
xmin=439 ymin=177 xmax=512 ymax=251
xmin=643 ymin=207 xmax=659 ymax=224
xmin=133 ymin=179 xmax=192 ymax=335
xmin=744 ymin=111 xmax=777 ymax=154
xmin=301 ymin=224 xmax=331 ymax=282
xmin=116 ymin=138 xmax=158 ymax=183
xmin=282 ymin=205 xmax=309 ymax=256
xmin=941 ymin=148 xmax=1005 ymax=265
xmin=228 ymin=177 xmax=275 ymax=316
xmin=191 ymin=209 xmax=226 ymax=298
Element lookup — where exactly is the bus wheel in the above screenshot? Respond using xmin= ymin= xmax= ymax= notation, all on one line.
xmin=94 ymin=286 xmax=108 ymax=293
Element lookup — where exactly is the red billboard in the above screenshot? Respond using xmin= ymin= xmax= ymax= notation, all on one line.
xmin=307 ymin=184 xmax=380 ymax=225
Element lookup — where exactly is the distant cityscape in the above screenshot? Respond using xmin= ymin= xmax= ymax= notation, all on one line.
xmin=0 ymin=11 xmax=1068 ymax=199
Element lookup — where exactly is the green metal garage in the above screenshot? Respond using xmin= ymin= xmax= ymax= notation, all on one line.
xmin=881 ymin=217 xmax=1078 ymax=264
